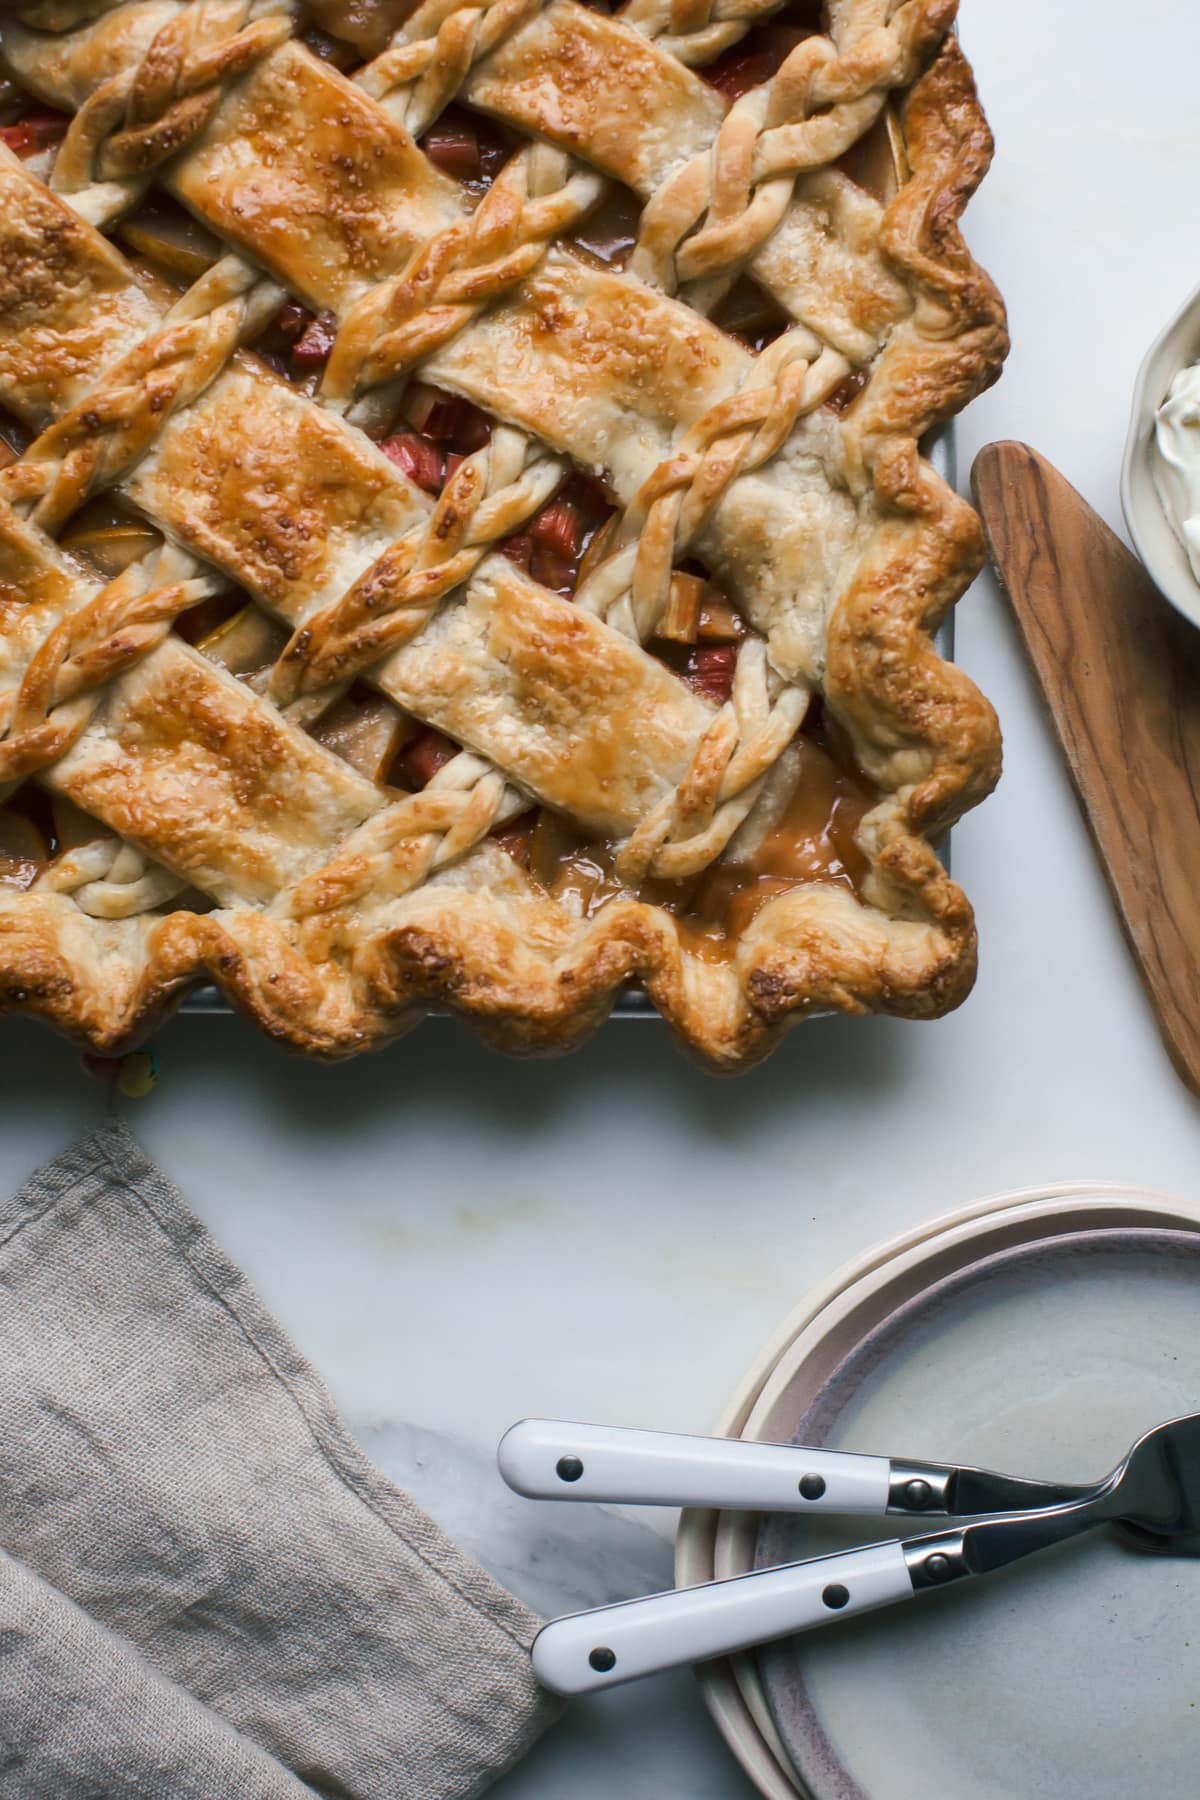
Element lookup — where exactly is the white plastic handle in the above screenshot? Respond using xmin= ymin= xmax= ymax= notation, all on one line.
xmin=531 ymin=1539 xmax=915 ymax=1695
xmin=498 ymin=1419 xmax=891 ymax=1513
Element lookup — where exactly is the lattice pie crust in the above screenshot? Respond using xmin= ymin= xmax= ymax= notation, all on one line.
xmin=0 ymin=0 xmax=1005 ymax=1067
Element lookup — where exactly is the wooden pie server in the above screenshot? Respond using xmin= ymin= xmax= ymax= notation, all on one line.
xmin=972 ymin=441 xmax=1200 ymax=1099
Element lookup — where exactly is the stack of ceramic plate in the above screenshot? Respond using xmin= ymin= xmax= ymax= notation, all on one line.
xmin=676 ymin=1183 xmax=1200 ymax=1800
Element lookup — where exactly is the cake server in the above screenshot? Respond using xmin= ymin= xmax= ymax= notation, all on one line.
xmin=498 ymin=1418 xmax=1088 ymax=1518
xmin=522 ymin=1410 xmax=1200 ymax=1695
xmin=973 ymin=440 xmax=1200 ymax=1097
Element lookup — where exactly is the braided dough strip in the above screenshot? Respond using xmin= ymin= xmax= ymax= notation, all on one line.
xmin=2 ymin=257 xmax=283 ymax=536
xmin=36 ymin=837 xmax=188 ymax=919
xmin=51 ymin=3 xmax=297 ymax=225
xmin=321 ymin=145 xmax=604 ymax=423
xmin=357 ymin=0 xmax=552 ymax=138
xmin=0 ymin=542 xmax=218 ymax=782
xmin=621 ymin=0 xmax=790 ymax=65
xmin=634 ymin=0 xmax=953 ymax=303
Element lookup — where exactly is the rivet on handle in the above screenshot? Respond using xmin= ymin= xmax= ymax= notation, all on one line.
xmin=556 ymin=1456 xmax=584 ymax=1482
xmin=589 ymin=1647 xmax=616 ymax=1672
xmin=799 ymin=1473 xmax=827 ymax=1500
xmin=822 ymin=1584 xmax=850 ymax=1610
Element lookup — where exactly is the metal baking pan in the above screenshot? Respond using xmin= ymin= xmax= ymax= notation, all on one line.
xmin=184 ymin=427 xmax=956 ymax=1019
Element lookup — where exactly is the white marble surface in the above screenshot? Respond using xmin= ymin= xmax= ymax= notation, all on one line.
xmin=2 ymin=3 xmax=1200 ymax=1794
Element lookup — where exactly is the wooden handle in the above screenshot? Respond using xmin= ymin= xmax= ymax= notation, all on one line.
xmin=972 ymin=441 xmax=1200 ymax=1098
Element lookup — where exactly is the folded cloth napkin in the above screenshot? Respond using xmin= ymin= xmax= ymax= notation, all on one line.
xmin=0 ymin=1120 xmax=556 ymax=1799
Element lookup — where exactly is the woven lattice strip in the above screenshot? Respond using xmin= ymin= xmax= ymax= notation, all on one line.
xmin=321 ymin=144 xmax=603 ymax=423
xmin=576 ymin=329 xmax=847 ymax=640
xmin=0 ymin=539 xmax=219 ymax=783
xmin=615 ymin=639 xmax=809 ymax=881
xmin=634 ymin=0 xmax=952 ymax=302
xmin=620 ymin=0 xmax=789 ymax=64
xmin=35 ymin=836 xmax=188 ymax=919
xmin=358 ymin=0 xmax=551 ymax=137
xmin=50 ymin=3 xmax=296 ymax=225
xmin=2 ymin=18 xmax=838 ymax=881
xmin=282 ymin=751 xmax=526 ymax=924
xmin=269 ymin=424 xmax=560 ymax=704
xmin=2 ymin=257 xmax=282 ymax=536
xmin=8 ymin=15 xmax=861 ymax=651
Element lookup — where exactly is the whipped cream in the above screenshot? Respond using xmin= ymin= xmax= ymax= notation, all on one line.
xmin=1153 ymin=360 xmax=1200 ymax=584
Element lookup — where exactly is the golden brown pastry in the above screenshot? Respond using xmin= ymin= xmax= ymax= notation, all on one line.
xmin=0 ymin=0 xmax=1005 ymax=1066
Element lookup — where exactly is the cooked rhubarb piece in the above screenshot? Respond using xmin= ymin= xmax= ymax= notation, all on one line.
xmin=0 ymin=108 xmax=68 ymax=158
xmin=697 ymin=591 xmax=747 ymax=642
xmin=308 ymin=686 xmax=411 ymax=782
xmin=529 ymin=492 xmax=586 ymax=592
xmin=394 ymin=725 xmax=460 ymax=789
xmin=659 ymin=570 xmax=747 ymax=645
xmin=273 ymin=301 xmax=311 ymax=344
xmin=683 ymin=643 xmax=739 ymax=704
xmin=403 ymin=382 xmax=492 ymax=453
xmin=531 ymin=496 xmax=585 ymax=561
xmin=703 ymin=0 xmax=823 ymax=102
xmin=292 ymin=311 xmax=338 ymax=371
xmin=659 ymin=571 xmax=705 ymax=644
xmin=421 ymin=105 xmax=510 ymax=189
xmin=116 ymin=196 xmax=222 ymax=282
xmin=498 ymin=532 xmax=533 ymax=569
xmin=0 ymin=808 xmax=49 ymax=890
xmin=525 ymin=473 xmax=615 ymax=594
xmin=570 ymin=185 xmax=642 ymax=271
xmin=381 ymin=430 xmax=444 ymax=494
xmin=529 ymin=548 xmax=575 ymax=593
xmin=59 ymin=500 xmax=162 ymax=579
xmin=704 ymin=46 xmax=777 ymax=102
xmin=193 ymin=600 xmax=288 ymax=680
xmin=304 ymin=0 xmax=403 ymax=56
xmin=423 ymin=118 xmax=481 ymax=184
xmin=491 ymin=808 xmax=539 ymax=868
xmin=825 ymin=368 xmax=869 ymax=414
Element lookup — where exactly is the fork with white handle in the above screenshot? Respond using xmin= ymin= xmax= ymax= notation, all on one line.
xmin=498 ymin=1414 xmax=1200 ymax=1694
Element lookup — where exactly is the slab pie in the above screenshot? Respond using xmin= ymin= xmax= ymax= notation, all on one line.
xmin=0 ymin=0 xmax=1005 ymax=1066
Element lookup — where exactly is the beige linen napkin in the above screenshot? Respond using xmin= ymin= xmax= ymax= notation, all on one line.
xmin=0 ymin=1120 xmax=555 ymax=1798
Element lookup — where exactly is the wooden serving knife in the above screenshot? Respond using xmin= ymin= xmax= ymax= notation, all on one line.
xmin=972 ymin=440 xmax=1200 ymax=1099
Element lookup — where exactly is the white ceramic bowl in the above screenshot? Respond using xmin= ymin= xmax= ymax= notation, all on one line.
xmin=1120 ymin=281 xmax=1200 ymax=630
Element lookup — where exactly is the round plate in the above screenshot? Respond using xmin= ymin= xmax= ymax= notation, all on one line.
xmin=754 ymin=1224 xmax=1200 ymax=1800
xmin=676 ymin=1186 xmax=1198 ymax=1800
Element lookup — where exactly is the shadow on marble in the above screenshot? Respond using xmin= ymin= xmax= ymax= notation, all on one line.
xmin=107 ymin=1002 xmax=908 ymax=1138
